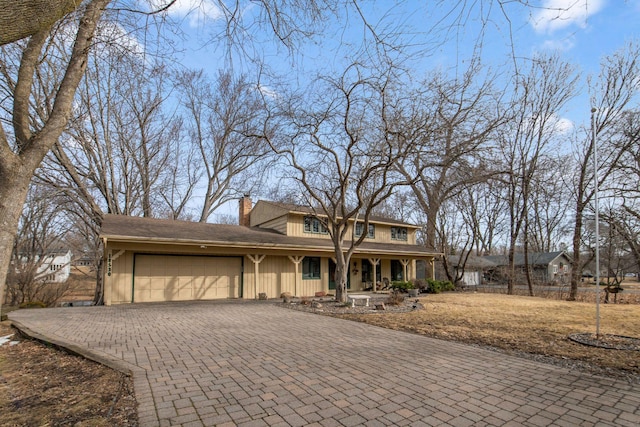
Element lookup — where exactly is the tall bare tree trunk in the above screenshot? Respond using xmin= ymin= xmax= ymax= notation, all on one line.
xmin=0 ymin=168 xmax=33 ymax=312
xmin=0 ymin=0 xmax=110 ymax=316
xmin=0 ymin=0 xmax=80 ymax=45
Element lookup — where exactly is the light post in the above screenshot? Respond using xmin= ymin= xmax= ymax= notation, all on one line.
xmin=591 ymin=107 xmax=601 ymax=338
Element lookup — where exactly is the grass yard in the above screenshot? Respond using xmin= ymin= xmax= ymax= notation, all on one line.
xmin=336 ymin=293 xmax=640 ymax=378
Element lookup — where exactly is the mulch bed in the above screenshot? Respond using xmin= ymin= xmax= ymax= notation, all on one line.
xmin=280 ymin=294 xmax=422 ymax=314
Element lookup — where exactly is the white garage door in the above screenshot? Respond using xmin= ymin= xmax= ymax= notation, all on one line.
xmin=133 ymin=255 xmax=242 ymax=303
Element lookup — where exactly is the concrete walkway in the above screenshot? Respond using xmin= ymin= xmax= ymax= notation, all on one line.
xmin=9 ymin=301 xmax=640 ymax=427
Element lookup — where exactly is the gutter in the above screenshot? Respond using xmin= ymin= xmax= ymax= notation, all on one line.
xmin=99 ymin=235 xmax=440 ymax=258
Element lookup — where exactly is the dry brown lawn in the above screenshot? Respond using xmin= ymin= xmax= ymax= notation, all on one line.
xmin=337 ymin=293 xmax=640 ymax=379
xmin=0 ymin=322 xmax=137 ymax=426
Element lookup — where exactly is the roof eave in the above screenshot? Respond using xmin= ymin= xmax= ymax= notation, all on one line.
xmin=102 ymin=235 xmax=439 ymax=257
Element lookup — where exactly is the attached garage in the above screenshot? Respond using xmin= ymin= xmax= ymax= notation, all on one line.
xmin=100 ymin=212 xmax=440 ymax=305
xmin=133 ymin=255 xmax=243 ymax=303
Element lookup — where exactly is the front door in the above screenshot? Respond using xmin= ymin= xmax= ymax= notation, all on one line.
xmin=328 ymin=259 xmax=350 ymax=290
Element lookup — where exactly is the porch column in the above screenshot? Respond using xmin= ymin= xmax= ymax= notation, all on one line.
xmin=288 ymin=255 xmax=304 ymax=296
xmin=400 ymin=259 xmax=410 ymax=281
xmin=247 ymin=254 xmax=266 ymax=299
xmin=368 ymin=258 xmax=380 ymax=292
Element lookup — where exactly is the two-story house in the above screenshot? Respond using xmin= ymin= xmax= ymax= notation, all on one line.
xmin=100 ymin=197 xmax=439 ymax=305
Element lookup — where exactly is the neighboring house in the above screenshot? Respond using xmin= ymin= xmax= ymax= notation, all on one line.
xmin=36 ymin=249 xmax=72 ymax=283
xmin=100 ymin=197 xmax=440 ymax=305
xmin=446 ymin=255 xmax=498 ymax=286
xmin=482 ymin=251 xmax=572 ymax=285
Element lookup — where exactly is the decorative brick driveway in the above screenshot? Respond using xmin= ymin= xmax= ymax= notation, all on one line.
xmin=10 ymin=301 xmax=640 ymax=426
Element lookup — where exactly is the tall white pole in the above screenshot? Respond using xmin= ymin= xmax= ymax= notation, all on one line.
xmin=591 ymin=107 xmax=601 ymax=338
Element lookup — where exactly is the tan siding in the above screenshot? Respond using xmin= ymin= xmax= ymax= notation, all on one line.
xmin=284 ymin=213 xmax=419 ymax=245
xmin=376 ymin=226 xmax=391 ymax=243
xmin=259 ymin=216 xmax=288 ymax=234
xmin=380 ymin=259 xmax=392 ymax=281
xmin=300 ymin=256 xmax=326 ymax=296
xmin=103 ymin=233 xmax=431 ymax=305
xmin=109 ymin=251 xmax=133 ymax=304
xmin=243 ymin=255 xmax=329 ymax=298
xmin=249 ymin=201 xmax=288 ymax=227
xmin=244 ymin=256 xmax=296 ymax=299
xmin=288 ymin=215 xmax=332 ymax=239
xmin=371 ymin=224 xmax=418 ymax=244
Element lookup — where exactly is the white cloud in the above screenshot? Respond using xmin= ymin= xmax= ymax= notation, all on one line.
xmin=530 ymin=0 xmax=606 ymax=34
xmin=160 ymin=0 xmax=223 ymax=27
xmin=257 ymin=84 xmax=278 ymax=99
xmin=97 ymin=21 xmax=146 ymax=56
xmin=525 ymin=114 xmax=574 ymax=138
xmin=553 ymin=116 xmax=574 ymax=134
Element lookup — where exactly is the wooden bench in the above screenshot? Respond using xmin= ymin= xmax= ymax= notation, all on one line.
xmin=347 ymin=295 xmax=371 ymax=308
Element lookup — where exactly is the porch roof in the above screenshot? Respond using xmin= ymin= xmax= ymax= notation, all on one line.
xmin=100 ymin=214 xmax=438 ymax=258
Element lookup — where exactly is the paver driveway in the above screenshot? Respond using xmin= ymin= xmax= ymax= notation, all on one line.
xmin=9 ymin=301 xmax=640 ymax=426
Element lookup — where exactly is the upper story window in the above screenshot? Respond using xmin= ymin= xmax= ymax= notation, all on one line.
xmin=391 ymin=226 xmax=407 ymax=241
xmin=355 ymin=223 xmax=375 ymax=239
xmin=304 ymin=216 xmax=328 ymax=234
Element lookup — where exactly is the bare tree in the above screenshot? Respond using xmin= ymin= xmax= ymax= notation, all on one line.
xmin=597 ymin=110 xmax=640 ymax=282
xmin=0 ymin=0 xmax=407 ymax=311
xmin=35 ymin=45 xmax=189 ymax=303
xmin=7 ymin=187 xmax=75 ymax=306
xmin=0 ymin=0 xmax=111 ymax=312
xmin=459 ymin=178 xmax=509 ymax=256
xmin=440 ymin=176 xmax=510 ymax=285
xmin=48 ymin=53 xmax=180 ymax=216
xmin=527 ymin=155 xmax=572 ymax=253
xmin=175 ymin=69 xmax=273 ymax=222
xmin=397 ymin=62 xmax=505 ymax=253
xmin=0 ymin=0 xmax=81 ymax=45
xmin=251 ymin=64 xmax=410 ymax=302
xmin=499 ymin=53 xmax=578 ymax=295
xmin=568 ymin=42 xmax=640 ymax=300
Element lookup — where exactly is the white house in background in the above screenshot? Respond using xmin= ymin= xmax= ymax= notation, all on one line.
xmin=37 ymin=249 xmax=72 ymax=283
xmin=446 ymin=255 xmax=498 ymax=287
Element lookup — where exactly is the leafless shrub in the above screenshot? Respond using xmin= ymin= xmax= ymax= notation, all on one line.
xmin=386 ymin=290 xmax=405 ymax=306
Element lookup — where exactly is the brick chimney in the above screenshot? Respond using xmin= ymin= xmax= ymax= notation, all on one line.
xmin=239 ymin=194 xmax=252 ymax=227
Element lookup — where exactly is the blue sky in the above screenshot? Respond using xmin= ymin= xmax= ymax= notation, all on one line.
xmin=167 ymin=1 xmax=639 ymax=106
xmin=159 ymin=0 xmax=640 ymax=218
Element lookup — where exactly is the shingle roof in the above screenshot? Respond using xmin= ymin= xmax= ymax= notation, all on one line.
xmin=482 ymin=251 xmax=569 ymax=267
xmin=259 ymin=200 xmax=418 ymax=227
xmin=446 ymin=255 xmax=499 ymax=269
xmin=100 ymin=214 xmax=437 ymax=258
